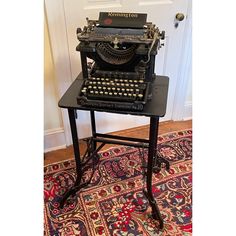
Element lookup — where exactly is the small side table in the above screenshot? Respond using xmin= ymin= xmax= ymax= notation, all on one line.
xmin=58 ymin=73 xmax=169 ymax=229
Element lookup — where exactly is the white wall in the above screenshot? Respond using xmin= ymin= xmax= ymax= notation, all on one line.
xmin=44 ymin=11 xmax=66 ymax=152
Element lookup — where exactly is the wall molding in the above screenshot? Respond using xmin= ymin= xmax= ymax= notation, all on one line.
xmin=183 ymin=101 xmax=192 ymax=120
xmin=44 ymin=127 xmax=66 ymax=153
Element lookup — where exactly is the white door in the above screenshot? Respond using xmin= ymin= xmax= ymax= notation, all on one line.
xmin=45 ymin=0 xmax=191 ymax=144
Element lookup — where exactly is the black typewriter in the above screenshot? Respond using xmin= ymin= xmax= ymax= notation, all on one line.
xmin=76 ymin=12 xmax=165 ymax=111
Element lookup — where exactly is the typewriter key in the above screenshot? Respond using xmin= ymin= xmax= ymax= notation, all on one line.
xmin=104 ymin=91 xmax=108 ymax=95
xmin=118 ymin=92 xmax=122 ymax=96
xmin=138 ymin=94 xmax=143 ymax=98
xmin=107 ymin=87 xmax=111 ymax=91
xmin=98 ymin=86 xmax=102 ymax=89
xmin=109 ymin=92 xmax=113 ymax=96
xmin=112 ymin=87 xmax=116 ymax=90
xmin=114 ymin=92 xmax=117 ymax=96
xmin=124 ymin=93 xmax=127 ymax=96
xmin=90 ymin=91 xmax=94 ymax=94
xmin=100 ymin=91 xmax=103 ymax=94
xmin=117 ymin=88 xmax=120 ymax=91
xmin=95 ymin=91 xmax=99 ymax=94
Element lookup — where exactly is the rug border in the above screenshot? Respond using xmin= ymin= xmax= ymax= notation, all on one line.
xmin=44 ymin=129 xmax=192 ymax=167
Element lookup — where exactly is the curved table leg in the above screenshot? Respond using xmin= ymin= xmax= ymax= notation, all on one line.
xmin=145 ymin=116 xmax=164 ymax=229
xmin=59 ymin=109 xmax=83 ymax=208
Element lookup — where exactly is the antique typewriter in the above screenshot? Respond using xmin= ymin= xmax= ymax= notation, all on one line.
xmin=76 ymin=12 xmax=165 ymax=111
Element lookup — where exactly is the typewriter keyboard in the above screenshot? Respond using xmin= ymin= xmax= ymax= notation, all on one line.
xmin=77 ymin=77 xmax=150 ymax=111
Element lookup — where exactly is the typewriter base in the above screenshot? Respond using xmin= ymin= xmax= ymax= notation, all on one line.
xmin=59 ymin=109 xmax=169 ymax=230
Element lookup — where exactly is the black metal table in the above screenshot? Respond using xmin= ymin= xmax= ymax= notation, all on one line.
xmin=58 ymin=72 xmax=169 ymax=229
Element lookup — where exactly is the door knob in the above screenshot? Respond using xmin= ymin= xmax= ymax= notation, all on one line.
xmin=176 ymin=13 xmax=185 ymax=21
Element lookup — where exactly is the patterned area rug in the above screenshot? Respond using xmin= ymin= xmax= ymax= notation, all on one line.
xmin=44 ymin=130 xmax=192 ymax=236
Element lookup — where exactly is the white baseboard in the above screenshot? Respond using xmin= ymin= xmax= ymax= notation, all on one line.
xmin=44 ymin=128 xmax=66 ymax=153
xmin=183 ymin=101 xmax=192 ymax=120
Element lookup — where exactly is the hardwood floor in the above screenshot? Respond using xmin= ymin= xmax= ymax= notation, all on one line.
xmin=44 ymin=119 xmax=192 ymax=166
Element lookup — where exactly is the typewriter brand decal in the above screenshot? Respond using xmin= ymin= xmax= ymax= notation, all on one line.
xmin=108 ymin=12 xmax=138 ymax=18
xmin=104 ymin=18 xmax=113 ymax=25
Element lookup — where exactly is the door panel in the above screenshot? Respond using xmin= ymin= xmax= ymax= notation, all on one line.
xmin=59 ymin=0 xmax=189 ymax=139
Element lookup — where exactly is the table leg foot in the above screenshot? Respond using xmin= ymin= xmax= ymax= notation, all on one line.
xmin=143 ymin=189 xmax=164 ymax=229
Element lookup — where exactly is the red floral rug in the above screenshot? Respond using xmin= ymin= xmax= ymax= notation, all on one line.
xmin=44 ymin=130 xmax=192 ymax=236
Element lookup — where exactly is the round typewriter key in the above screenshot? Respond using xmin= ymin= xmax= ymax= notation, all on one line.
xmin=138 ymin=94 xmax=143 ymax=98
xmin=124 ymin=93 xmax=127 ymax=96
xmin=88 ymin=85 xmax=92 ymax=89
xmin=140 ymin=80 xmax=144 ymax=83
xmin=97 ymin=82 xmax=101 ymax=84
xmin=119 ymin=79 xmax=123 ymax=82
xmin=109 ymin=92 xmax=112 ymax=96
xmin=129 ymin=80 xmax=133 ymax=83
xmin=104 ymin=91 xmax=108 ymax=95
xmin=90 ymin=91 xmax=94 ymax=94
xmin=135 ymin=84 xmax=138 ymax=87
xmin=121 ymin=88 xmax=125 ymax=91
xmin=112 ymin=87 xmax=115 ymax=91
xmin=101 ymin=78 xmax=105 ymax=81
xmin=117 ymin=88 xmax=120 ymax=91
xmin=124 ymin=79 xmax=128 ymax=82
xmin=118 ymin=92 xmax=122 ymax=96
xmin=107 ymin=87 xmax=111 ymax=91
xmin=130 ymin=84 xmax=134 ymax=87
xmin=95 ymin=91 xmax=99 ymax=94
xmin=98 ymin=86 xmax=102 ymax=89
xmin=105 ymin=78 xmax=109 ymax=81
xmin=103 ymin=87 xmax=106 ymax=90
xmin=114 ymin=92 xmax=117 ymax=96
xmin=100 ymin=91 xmax=103 ymax=94
xmin=128 ymin=93 xmax=132 ymax=97
xmin=106 ymin=82 xmax=110 ymax=85
xmin=133 ymin=94 xmax=137 ymax=97
xmin=125 ymin=83 xmax=129 ymax=86
xmin=93 ymin=86 xmax=97 ymax=89
xmin=121 ymin=83 xmax=125 ymax=86
xmin=116 ymin=83 xmax=120 ymax=86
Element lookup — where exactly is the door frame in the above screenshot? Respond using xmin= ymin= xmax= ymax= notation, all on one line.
xmin=45 ymin=0 xmax=192 ymax=146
